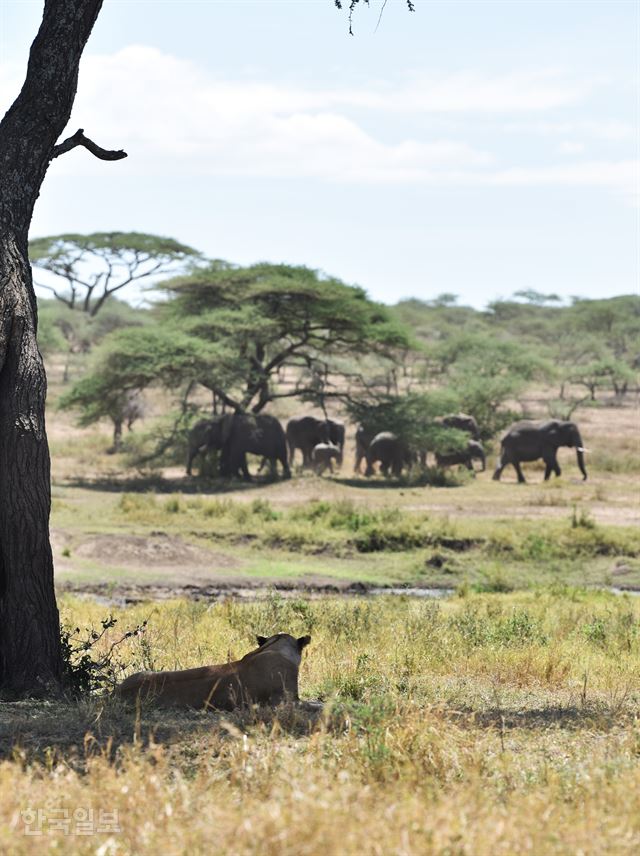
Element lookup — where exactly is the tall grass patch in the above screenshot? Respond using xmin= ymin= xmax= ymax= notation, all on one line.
xmin=1 ymin=590 xmax=638 ymax=854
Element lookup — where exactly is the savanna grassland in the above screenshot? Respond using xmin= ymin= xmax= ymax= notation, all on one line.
xmin=1 ymin=592 xmax=639 ymax=854
xmin=47 ymin=385 xmax=640 ymax=595
xmin=0 ymin=386 xmax=636 ymax=853
xmin=3 ymin=306 xmax=640 ymax=854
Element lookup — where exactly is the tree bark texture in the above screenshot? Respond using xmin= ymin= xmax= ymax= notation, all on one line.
xmin=0 ymin=0 xmax=104 ymax=695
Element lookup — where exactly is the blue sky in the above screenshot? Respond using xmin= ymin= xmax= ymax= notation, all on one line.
xmin=1 ymin=0 xmax=638 ymax=307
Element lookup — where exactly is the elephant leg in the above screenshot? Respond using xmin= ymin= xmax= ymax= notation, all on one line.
xmin=492 ymin=456 xmax=505 ymax=481
xmin=240 ymin=454 xmax=252 ymax=481
xmin=219 ymin=450 xmax=232 ymax=478
xmin=513 ymin=460 xmax=527 ymax=484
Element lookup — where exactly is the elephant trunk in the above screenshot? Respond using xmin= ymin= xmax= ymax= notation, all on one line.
xmin=479 ymin=449 xmax=486 ymax=472
xmin=576 ymin=447 xmax=587 ymax=480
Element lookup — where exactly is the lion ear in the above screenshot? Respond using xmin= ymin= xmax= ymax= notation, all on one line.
xmin=297 ymin=635 xmax=311 ymax=650
xmin=256 ymin=636 xmax=268 ymax=646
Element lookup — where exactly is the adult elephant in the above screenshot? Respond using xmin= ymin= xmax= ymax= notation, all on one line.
xmin=186 ymin=417 xmax=221 ymax=476
xmin=354 ymin=424 xmax=376 ymax=473
xmin=186 ymin=414 xmax=290 ymax=480
xmin=436 ymin=413 xmax=480 ymax=440
xmin=436 ymin=440 xmax=486 ymax=472
xmin=493 ymin=420 xmax=587 ymax=483
xmin=365 ymin=432 xmax=414 ymax=478
xmin=286 ymin=416 xmax=331 ymax=467
xmin=219 ymin=413 xmax=290 ymax=481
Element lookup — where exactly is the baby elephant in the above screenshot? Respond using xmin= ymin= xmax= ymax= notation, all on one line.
xmin=311 ymin=442 xmax=342 ymax=475
xmin=435 ymin=440 xmax=486 ymax=472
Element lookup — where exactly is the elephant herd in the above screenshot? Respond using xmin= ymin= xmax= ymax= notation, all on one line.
xmin=354 ymin=414 xmax=486 ymax=478
xmin=187 ymin=411 xmax=588 ymax=485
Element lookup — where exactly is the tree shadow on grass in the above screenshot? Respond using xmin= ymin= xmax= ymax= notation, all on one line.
xmin=62 ymin=474 xmax=282 ymax=495
xmin=332 ymin=477 xmax=409 ymax=490
xmin=0 ymin=698 xmax=324 ymax=769
xmin=335 ymin=473 xmax=465 ymax=490
xmin=447 ymin=704 xmax=633 ymax=732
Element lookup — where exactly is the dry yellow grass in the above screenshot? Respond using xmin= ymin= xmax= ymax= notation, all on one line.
xmin=1 ymin=591 xmax=638 ymax=854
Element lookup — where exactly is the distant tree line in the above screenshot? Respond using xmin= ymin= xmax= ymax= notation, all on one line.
xmin=34 ymin=231 xmax=640 ymax=462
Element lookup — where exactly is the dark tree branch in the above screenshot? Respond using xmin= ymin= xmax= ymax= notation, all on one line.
xmin=32 ymin=282 xmax=74 ymax=308
xmin=51 ymin=128 xmax=127 ymax=161
xmin=201 ymin=383 xmax=243 ymax=413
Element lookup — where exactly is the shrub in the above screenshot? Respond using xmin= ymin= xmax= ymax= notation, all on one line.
xmin=60 ymin=615 xmax=148 ymax=696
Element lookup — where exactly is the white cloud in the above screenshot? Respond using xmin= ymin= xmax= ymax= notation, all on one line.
xmin=46 ymin=46 xmax=497 ymax=182
xmin=505 ymin=119 xmax=636 ymax=141
xmin=487 ymin=160 xmax=637 ymax=189
xmin=2 ymin=45 xmax=635 ymax=194
xmin=558 ymin=141 xmax=586 ymax=155
xmin=379 ymin=69 xmax=590 ymax=113
xmin=482 ymin=161 xmax=639 ymax=208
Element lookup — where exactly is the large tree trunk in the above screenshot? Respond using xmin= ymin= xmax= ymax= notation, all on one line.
xmin=0 ymin=0 xmax=105 ymax=696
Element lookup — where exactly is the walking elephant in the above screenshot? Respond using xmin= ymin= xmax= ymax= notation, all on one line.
xmin=311 ymin=442 xmax=341 ymax=476
xmin=435 ymin=440 xmax=486 ymax=472
xmin=365 ymin=432 xmax=414 ymax=478
xmin=219 ymin=413 xmax=290 ymax=481
xmin=286 ymin=416 xmax=331 ymax=467
xmin=493 ymin=420 xmax=587 ymax=483
xmin=354 ymin=425 xmax=376 ymax=473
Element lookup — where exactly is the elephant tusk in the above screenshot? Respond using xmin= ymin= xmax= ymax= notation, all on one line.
xmin=577 ymin=447 xmax=590 ymax=453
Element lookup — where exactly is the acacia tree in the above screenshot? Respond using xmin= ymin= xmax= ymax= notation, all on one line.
xmin=30 ymin=232 xmax=201 ymax=316
xmin=60 ymin=263 xmax=410 ymax=442
xmin=0 ymin=0 xmax=126 ymax=697
xmin=159 ymin=262 xmax=409 ymax=412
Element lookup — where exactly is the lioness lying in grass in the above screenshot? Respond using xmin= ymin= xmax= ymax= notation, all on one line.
xmin=116 ymin=633 xmax=311 ymax=710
